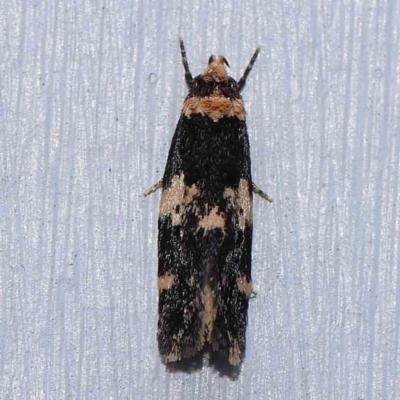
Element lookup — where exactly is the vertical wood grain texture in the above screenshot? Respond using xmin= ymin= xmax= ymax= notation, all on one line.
xmin=0 ymin=0 xmax=399 ymax=398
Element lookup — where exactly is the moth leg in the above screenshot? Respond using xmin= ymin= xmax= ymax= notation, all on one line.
xmin=237 ymin=46 xmax=261 ymax=92
xmin=143 ymin=180 xmax=163 ymax=197
xmin=179 ymin=38 xmax=194 ymax=89
xmin=252 ymin=182 xmax=273 ymax=203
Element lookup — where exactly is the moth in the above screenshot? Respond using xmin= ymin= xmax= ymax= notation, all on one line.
xmin=145 ymin=39 xmax=272 ymax=366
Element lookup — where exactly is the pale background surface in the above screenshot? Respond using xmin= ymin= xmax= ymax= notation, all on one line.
xmin=1 ymin=0 xmax=400 ymax=399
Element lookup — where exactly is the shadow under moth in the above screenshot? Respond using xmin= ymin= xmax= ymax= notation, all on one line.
xmin=145 ymin=39 xmax=272 ymax=366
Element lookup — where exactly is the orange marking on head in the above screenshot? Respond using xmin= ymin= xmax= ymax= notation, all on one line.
xmin=203 ymin=55 xmax=229 ymax=82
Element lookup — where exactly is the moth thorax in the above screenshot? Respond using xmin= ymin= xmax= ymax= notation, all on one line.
xmin=203 ymin=55 xmax=229 ymax=82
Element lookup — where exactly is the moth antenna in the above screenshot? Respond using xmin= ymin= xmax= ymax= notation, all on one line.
xmin=237 ymin=46 xmax=261 ymax=92
xmin=222 ymin=57 xmax=230 ymax=68
xmin=179 ymin=38 xmax=194 ymax=89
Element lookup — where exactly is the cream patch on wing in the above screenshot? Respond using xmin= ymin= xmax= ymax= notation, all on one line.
xmin=226 ymin=332 xmax=242 ymax=366
xmin=158 ymin=272 xmax=176 ymax=291
xmin=165 ymin=342 xmax=181 ymax=362
xmin=159 ymin=174 xmax=199 ymax=226
xmin=236 ymin=275 xmax=253 ymax=298
xmin=198 ymin=284 xmax=217 ymax=346
xmin=198 ymin=206 xmax=225 ymax=231
xmin=223 ymin=179 xmax=253 ymax=228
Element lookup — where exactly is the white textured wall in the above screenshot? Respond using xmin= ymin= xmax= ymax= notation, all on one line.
xmin=1 ymin=0 xmax=399 ymax=399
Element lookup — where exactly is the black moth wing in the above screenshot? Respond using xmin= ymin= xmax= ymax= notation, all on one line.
xmin=157 ymin=74 xmax=253 ymax=366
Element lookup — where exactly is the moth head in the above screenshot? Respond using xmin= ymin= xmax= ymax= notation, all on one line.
xmin=203 ymin=55 xmax=229 ymax=82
